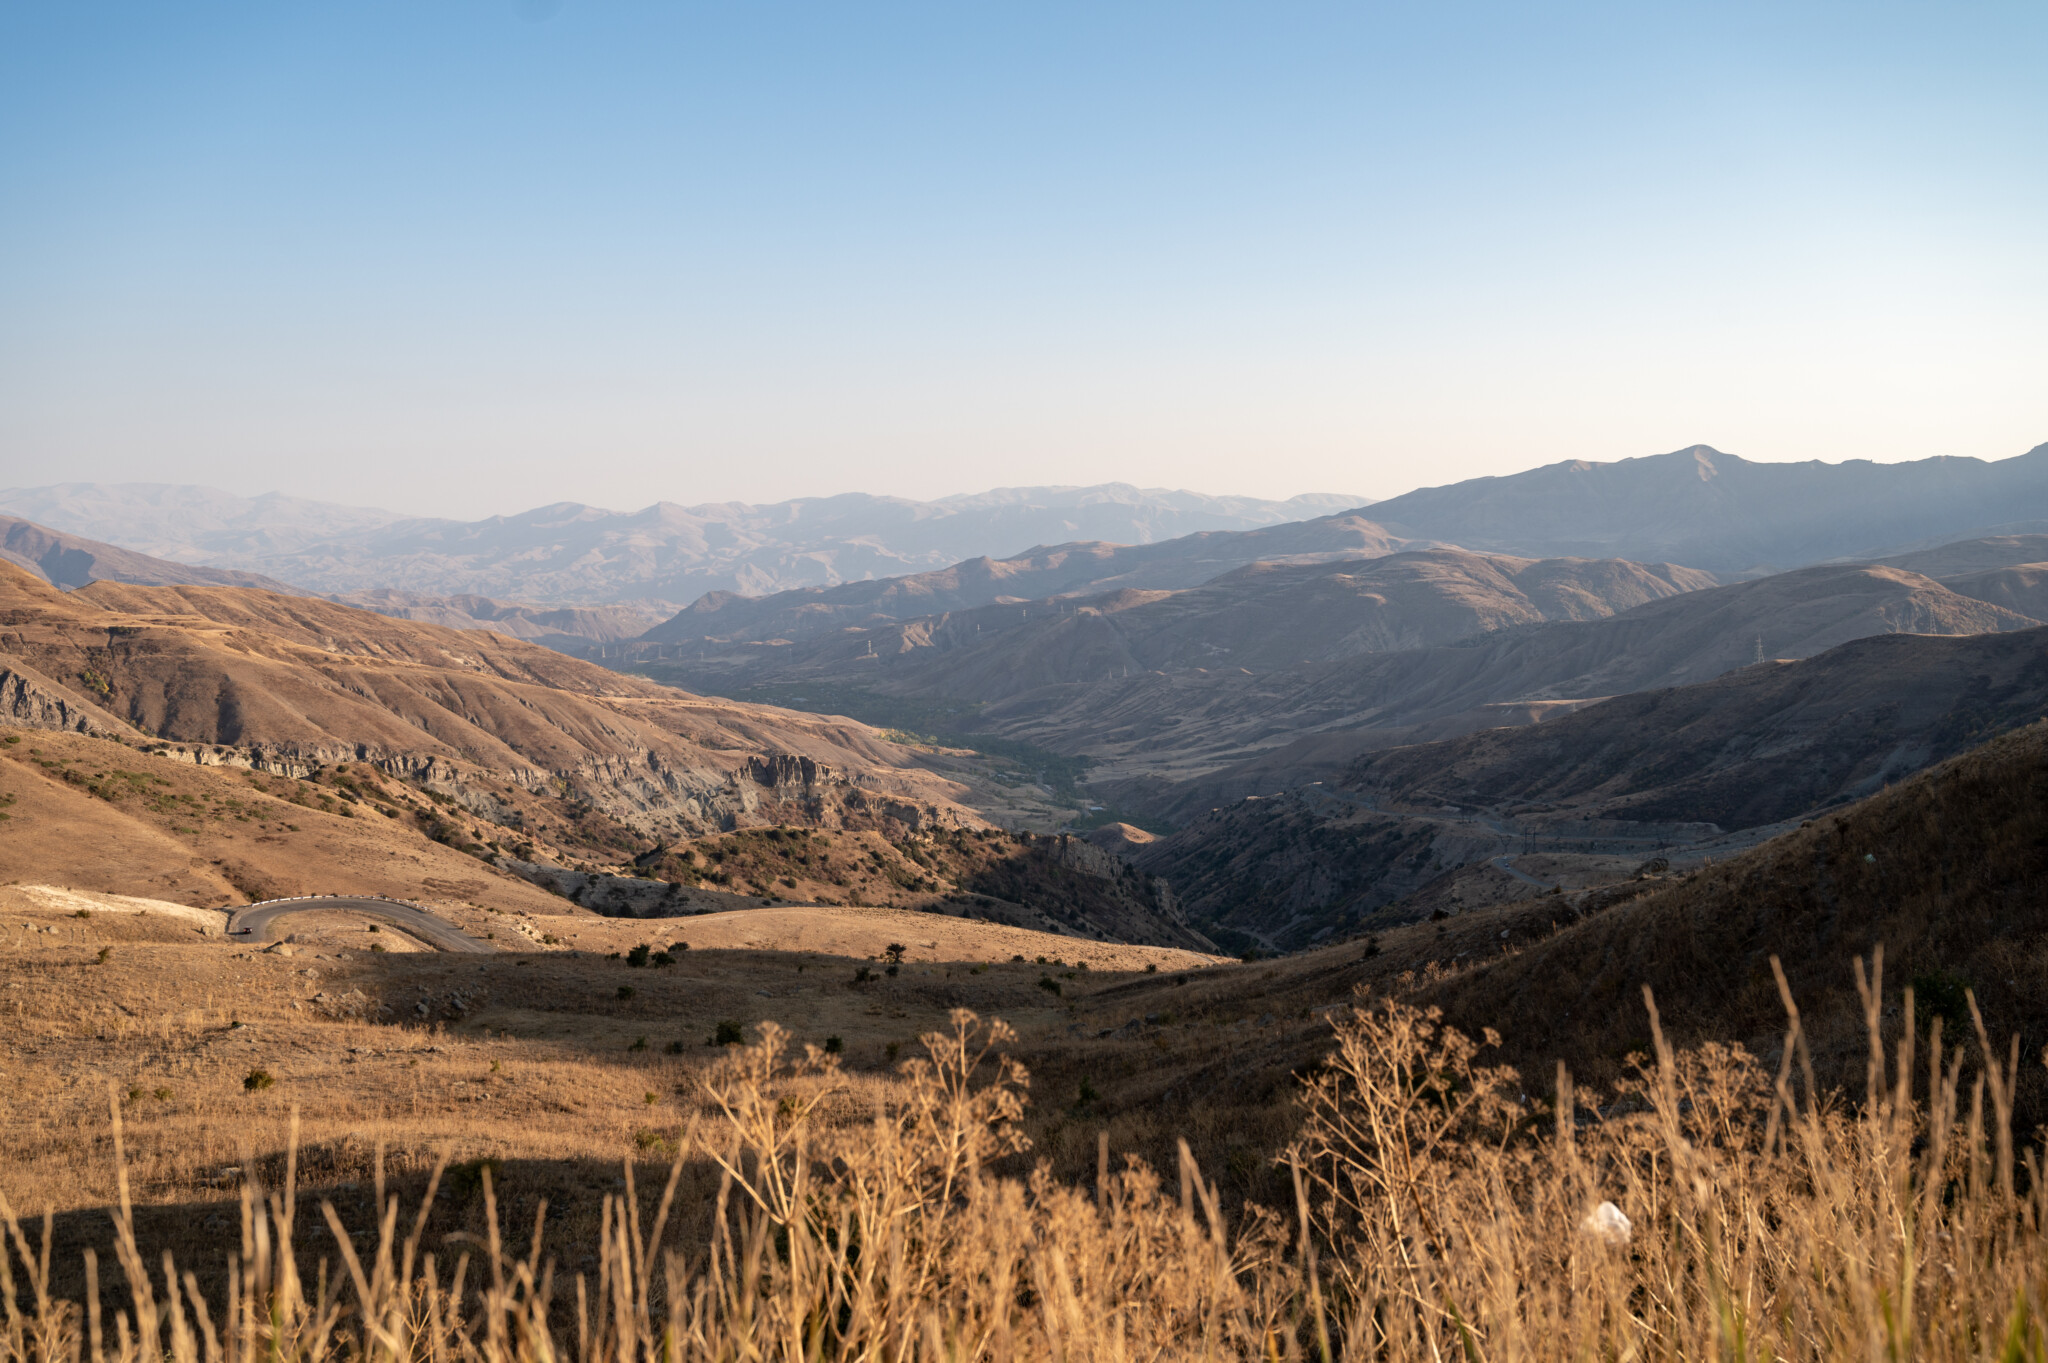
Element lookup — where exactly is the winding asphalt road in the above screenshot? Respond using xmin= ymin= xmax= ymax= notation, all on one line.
xmin=226 ymin=896 xmax=494 ymax=953
xmin=1488 ymin=856 xmax=1555 ymax=889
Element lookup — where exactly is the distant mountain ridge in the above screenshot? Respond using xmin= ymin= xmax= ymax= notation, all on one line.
xmin=1365 ymin=442 xmax=2048 ymax=572
xmin=642 ymin=512 xmax=1418 ymax=647
xmin=0 ymin=516 xmax=302 ymax=595
xmin=0 ymin=482 xmax=1368 ymax=607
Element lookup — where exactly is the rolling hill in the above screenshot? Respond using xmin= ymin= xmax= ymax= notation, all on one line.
xmin=1125 ymin=623 xmax=2048 ymax=949
xmin=1418 ymin=714 xmax=2048 ymax=1121
xmin=0 ymin=563 xmax=971 ymax=848
xmin=636 ymin=511 xmax=1414 ymax=648
xmin=1 ymin=516 xmax=301 ymax=594
xmin=913 ymin=562 xmax=2042 ymax=792
xmin=642 ymin=549 xmax=1717 ymax=708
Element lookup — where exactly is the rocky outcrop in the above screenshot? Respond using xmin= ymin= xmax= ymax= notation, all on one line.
xmin=500 ymin=859 xmax=702 ymax=917
xmin=0 ymin=664 xmax=127 ymax=738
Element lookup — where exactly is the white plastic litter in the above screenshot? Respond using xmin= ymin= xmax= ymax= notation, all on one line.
xmin=1581 ymin=1201 xmax=1632 ymax=1246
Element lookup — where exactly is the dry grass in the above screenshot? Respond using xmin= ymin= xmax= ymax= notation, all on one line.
xmin=4 ymin=949 xmax=2045 ymax=1362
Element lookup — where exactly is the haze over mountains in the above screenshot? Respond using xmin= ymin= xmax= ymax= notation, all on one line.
xmin=13 ymin=438 xmax=2048 ymax=956
xmin=0 ymin=482 xmax=1367 ymax=606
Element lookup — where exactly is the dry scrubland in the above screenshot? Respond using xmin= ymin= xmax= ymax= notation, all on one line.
xmin=2 ymin=985 xmax=2045 ymax=1362
xmin=0 ymin=727 xmax=1197 ymax=948
xmin=5 ymin=723 xmax=2048 ymax=1357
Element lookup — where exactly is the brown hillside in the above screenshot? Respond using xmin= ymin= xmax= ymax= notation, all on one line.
xmin=1418 ymin=717 xmax=2048 ymax=1125
xmin=640 ymin=512 xmax=1408 ymax=647
xmin=0 ymin=728 xmax=568 ymax=920
xmin=987 ymin=562 xmax=2040 ymax=790
xmin=330 ymin=589 xmax=668 ymax=655
xmin=0 ymin=515 xmax=300 ymax=593
xmin=1339 ymin=624 xmax=2048 ymax=831
xmin=1936 ymin=562 xmax=2048 ymax=621
xmin=0 ymin=564 xmax=968 ymax=842
xmin=640 ymin=549 xmax=1714 ymax=703
xmin=1130 ymin=624 xmax=2048 ymax=949
xmin=1872 ymin=531 xmax=2048 ymax=578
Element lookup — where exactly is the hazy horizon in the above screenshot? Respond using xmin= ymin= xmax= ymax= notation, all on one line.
xmin=4 ymin=3 xmax=2044 ymax=519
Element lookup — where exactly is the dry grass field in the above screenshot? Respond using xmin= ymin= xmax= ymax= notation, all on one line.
xmin=6 ymin=721 xmax=2048 ymax=1359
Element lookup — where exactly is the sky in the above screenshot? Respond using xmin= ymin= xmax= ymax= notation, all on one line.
xmin=1 ymin=2 xmax=2044 ymax=519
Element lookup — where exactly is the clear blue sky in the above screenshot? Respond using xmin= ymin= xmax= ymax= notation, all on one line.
xmin=2 ymin=2 xmax=2043 ymax=517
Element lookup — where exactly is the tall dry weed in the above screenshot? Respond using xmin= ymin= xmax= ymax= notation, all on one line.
xmin=4 ymin=955 xmax=2045 ymax=1362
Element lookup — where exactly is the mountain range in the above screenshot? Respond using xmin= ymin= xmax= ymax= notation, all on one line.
xmin=0 ymin=482 xmax=1368 ymax=606
xmin=640 ymin=553 xmax=2043 ymax=789
xmin=1362 ymin=442 xmax=2048 ymax=572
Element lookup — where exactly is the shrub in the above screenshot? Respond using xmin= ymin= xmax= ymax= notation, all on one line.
xmin=626 ymin=943 xmax=652 ymax=968
xmin=616 ymin=985 xmax=636 ymax=1001
xmin=241 ymin=1069 xmax=274 ymax=1092
xmin=444 ymin=1156 xmax=502 ymax=1203
xmin=1912 ymin=969 xmax=1974 ymax=1027
xmin=823 ymin=1035 xmax=843 ymax=1055
xmin=628 ymin=1036 xmax=648 ymax=1052
xmin=665 ymin=1040 xmax=685 ymax=1055
xmin=1036 ymin=975 xmax=1061 ymax=997
xmin=711 ymin=1019 xmax=745 ymax=1046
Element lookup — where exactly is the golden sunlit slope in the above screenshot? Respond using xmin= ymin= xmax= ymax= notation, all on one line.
xmin=0 ymin=727 xmax=568 ymax=921
xmin=0 ymin=565 xmax=971 ymax=842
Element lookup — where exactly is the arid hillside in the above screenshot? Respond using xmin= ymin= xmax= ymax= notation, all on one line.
xmin=951 ymin=562 xmax=2041 ymax=791
xmin=0 ymin=722 xmax=1208 ymax=948
xmin=0 ymin=515 xmax=299 ymax=593
xmin=651 ymin=549 xmax=1719 ymax=702
xmin=0 ymin=564 xmax=971 ymax=843
xmin=1127 ymin=624 xmax=2048 ymax=948
xmin=638 ymin=511 xmax=1411 ymax=648
xmin=1419 ymin=716 xmax=2048 ymax=1116
xmin=330 ymin=589 xmax=670 ymax=656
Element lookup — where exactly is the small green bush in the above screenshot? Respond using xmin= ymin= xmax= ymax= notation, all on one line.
xmin=711 ymin=1019 xmax=745 ymax=1046
xmin=824 ymin=1035 xmax=844 ymax=1055
xmin=242 ymin=1069 xmax=274 ymax=1092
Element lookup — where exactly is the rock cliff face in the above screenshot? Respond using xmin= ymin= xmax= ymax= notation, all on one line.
xmin=0 ymin=661 xmax=127 ymax=737
xmin=0 ymin=562 xmax=975 ymax=843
